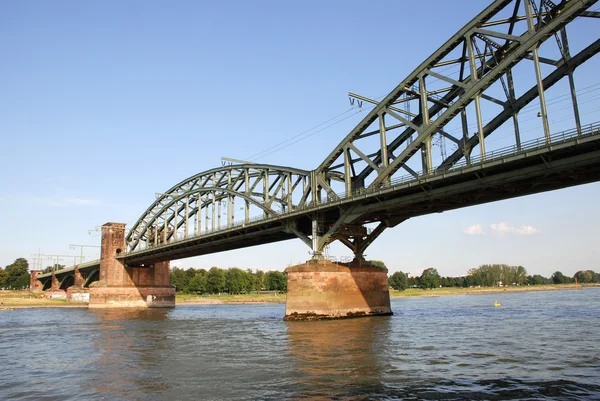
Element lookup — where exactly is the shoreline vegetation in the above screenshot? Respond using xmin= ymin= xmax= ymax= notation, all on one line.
xmin=1 ymin=284 xmax=598 ymax=309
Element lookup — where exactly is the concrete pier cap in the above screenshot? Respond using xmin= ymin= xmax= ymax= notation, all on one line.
xmin=284 ymin=259 xmax=392 ymax=321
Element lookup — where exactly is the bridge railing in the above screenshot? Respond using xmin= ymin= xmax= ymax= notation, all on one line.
xmin=317 ymin=121 xmax=600 ymax=204
xmin=127 ymin=122 xmax=600 ymax=254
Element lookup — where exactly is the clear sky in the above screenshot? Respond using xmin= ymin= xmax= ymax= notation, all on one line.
xmin=1 ymin=1 xmax=599 ymax=278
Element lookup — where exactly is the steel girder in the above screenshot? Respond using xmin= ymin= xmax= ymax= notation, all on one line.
xmin=314 ymin=0 xmax=598 ymax=197
xmin=47 ymin=0 xmax=598 ymax=273
xmin=297 ymin=0 xmax=599 ymax=259
xmin=126 ymin=164 xmax=312 ymax=252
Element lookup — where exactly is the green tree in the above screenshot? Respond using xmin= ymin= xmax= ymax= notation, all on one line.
xmin=265 ymin=271 xmax=287 ymax=291
xmin=551 ymin=271 xmax=568 ymax=284
xmin=369 ymin=260 xmax=387 ymax=269
xmin=0 ymin=267 xmax=7 ymax=288
xmin=529 ymin=274 xmax=551 ymax=285
xmin=419 ymin=268 xmax=440 ymax=289
xmin=254 ymin=270 xmax=266 ymax=291
xmin=170 ymin=267 xmax=191 ymax=292
xmin=5 ymin=258 xmax=30 ymax=289
xmin=515 ymin=266 xmax=527 ymax=285
xmin=188 ymin=271 xmax=207 ymax=293
xmin=388 ymin=271 xmax=407 ymax=291
xmin=244 ymin=269 xmax=255 ymax=292
xmin=574 ymin=270 xmax=598 ymax=283
xmin=226 ymin=268 xmax=252 ymax=294
xmin=205 ymin=267 xmax=226 ymax=293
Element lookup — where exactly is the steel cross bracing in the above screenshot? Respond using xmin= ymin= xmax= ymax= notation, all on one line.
xmin=125 ymin=0 xmax=599 ymax=262
xmin=308 ymin=0 xmax=600 ymax=258
xmin=43 ymin=0 xmax=600 ymax=277
xmin=125 ymin=165 xmax=323 ymax=253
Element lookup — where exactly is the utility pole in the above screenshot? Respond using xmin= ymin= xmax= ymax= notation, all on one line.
xmin=38 ymin=254 xmax=77 ymax=272
xmin=69 ymin=244 xmax=101 ymax=264
xmin=31 ymin=249 xmax=43 ymax=271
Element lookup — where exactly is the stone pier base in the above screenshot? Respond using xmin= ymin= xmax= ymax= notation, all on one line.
xmin=67 ymin=287 xmax=89 ymax=303
xmin=284 ymin=259 xmax=392 ymax=321
xmin=89 ymin=282 xmax=175 ymax=308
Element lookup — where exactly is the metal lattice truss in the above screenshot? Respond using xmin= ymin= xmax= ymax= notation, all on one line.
xmin=124 ymin=0 xmax=599 ymax=261
xmin=315 ymin=0 xmax=599 ymax=198
xmin=126 ymin=165 xmax=313 ymax=252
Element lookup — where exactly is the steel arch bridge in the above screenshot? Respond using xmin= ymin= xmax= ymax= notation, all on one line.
xmin=38 ymin=0 xmax=600 ymax=285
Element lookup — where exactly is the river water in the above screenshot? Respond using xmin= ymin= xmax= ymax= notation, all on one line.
xmin=1 ymin=288 xmax=599 ymax=400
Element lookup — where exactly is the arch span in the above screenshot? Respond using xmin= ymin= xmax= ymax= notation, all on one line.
xmin=59 ymin=275 xmax=75 ymax=290
xmin=126 ymin=164 xmax=314 ymax=252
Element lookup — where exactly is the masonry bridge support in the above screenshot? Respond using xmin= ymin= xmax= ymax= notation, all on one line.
xmin=89 ymin=223 xmax=175 ymax=308
xmin=34 ymin=0 xmax=600 ymax=319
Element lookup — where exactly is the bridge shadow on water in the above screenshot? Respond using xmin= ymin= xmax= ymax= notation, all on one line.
xmin=285 ymin=316 xmax=393 ymax=400
xmin=87 ymin=308 xmax=174 ymax=399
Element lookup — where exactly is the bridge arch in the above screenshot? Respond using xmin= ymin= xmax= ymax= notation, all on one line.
xmin=126 ymin=164 xmax=313 ymax=252
xmin=83 ymin=269 xmax=99 ymax=288
xmin=313 ymin=0 xmax=600 ymax=201
xmin=41 ymin=278 xmax=52 ymax=291
xmin=59 ymin=275 xmax=74 ymax=290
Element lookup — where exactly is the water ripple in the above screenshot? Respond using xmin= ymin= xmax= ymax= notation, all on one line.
xmin=0 ymin=288 xmax=599 ymax=400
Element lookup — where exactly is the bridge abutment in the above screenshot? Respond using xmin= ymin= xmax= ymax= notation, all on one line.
xmin=284 ymin=259 xmax=392 ymax=321
xmin=89 ymin=222 xmax=175 ymax=308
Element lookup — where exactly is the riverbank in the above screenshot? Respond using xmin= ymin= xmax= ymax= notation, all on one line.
xmin=0 ymin=290 xmax=85 ymax=309
xmin=177 ymin=292 xmax=286 ymax=305
xmin=1 ymin=284 xmax=596 ymax=309
xmin=389 ymin=283 xmax=597 ymax=298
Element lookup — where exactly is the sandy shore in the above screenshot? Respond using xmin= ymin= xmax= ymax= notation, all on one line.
xmin=0 ymin=284 xmax=595 ymax=309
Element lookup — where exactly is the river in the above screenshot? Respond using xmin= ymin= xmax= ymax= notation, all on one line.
xmin=1 ymin=288 xmax=599 ymax=400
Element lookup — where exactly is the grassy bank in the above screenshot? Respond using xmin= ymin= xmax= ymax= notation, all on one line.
xmin=0 ymin=290 xmax=82 ymax=308
xmin=1 ymin=284 xmax=596 ymax=309
xmin=177 ymin=292 xmax=286 ymax=304
xmin=389 ymin=283 xmax=595 ymax=298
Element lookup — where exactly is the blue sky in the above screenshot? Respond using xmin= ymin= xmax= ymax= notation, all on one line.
xmin=1 ymin=1 xmax=599 ymax=277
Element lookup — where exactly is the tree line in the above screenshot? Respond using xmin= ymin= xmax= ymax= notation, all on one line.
xmin=170 ymin=267 xmax=287 ymax=294
xmin=388 ymin=264 xmax=600 ymax=291
xmin=2 ymin=256 xmax=598 ymax=294
xmin=0 ymin=258 xmax=30 ymax=290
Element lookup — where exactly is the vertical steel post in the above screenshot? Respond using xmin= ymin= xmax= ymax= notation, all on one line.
xmin=212 ymin=196 xmax=216 ymax=231
xmin=245 ymin=169 xmax=250 ymax=223
xmin=419 ymin=75 xmax=433 ymax=172
xmin=205 ymin=201 xmax=209 ymax=233
xmin=217 ymin=200 xmax=221 ymax=230
xmin=287 ymin=173 xmax=292 ymax=211
xmin=507 ymin=69 xmax=522 ymax=149
xmin=173 ymin=200 xmax=178 ymax=241
xmin=525 ymin=0 xmax=551 ymax=142
xmin=196 ymin=195 xmax=201 ymax=235
xmin=467 ymin=34 xmax=486 ymax=159
xmin=311 ymin=218 xmax=322 ymax=259
xmin=230 ymin=196 xmax=235 ymax=227
xmin=560 ymin=28 xmax=582 ymax=135
xmin=379 ymin=112 xmax=390 ymax=184
xmin=344 ymin=147 xmax=352 ymax=195
xmin=227 ymin=172 xmax=232 ymax=228
xmin=264 ymin=171 xmax=269 ymax=218
xmin=461 ymin=109 xmax=471 ymax=165
xmin=184 ymin=197 xmax=189 ymax=239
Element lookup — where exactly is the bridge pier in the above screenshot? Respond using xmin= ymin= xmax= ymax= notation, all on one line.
xmin=66 ymin=265 xmax=89 ymax=303
xmin=284 ymin=259 xmax=392 ymax=321
xmin=29 ymin=270 xmax=43 ymax=293
xmin=89 ymin=222 xmax=175 ymax=308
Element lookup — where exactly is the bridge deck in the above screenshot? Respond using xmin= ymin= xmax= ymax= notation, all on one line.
xmin=121 ymin=125 xmax=600 ymax=264
xmin=41 ymin=124 xmax=600 ymax=278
